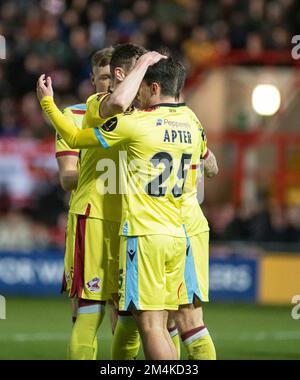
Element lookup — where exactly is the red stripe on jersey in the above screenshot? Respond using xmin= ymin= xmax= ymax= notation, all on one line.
xmin=60 ymin=227 xmax=68 ymax=294
xmin=181 ymin=326 xmax=206 ymax=341
xmin=168 ymin=326 xmax=178 ymax=334
xmin=203 ymin=150 xmax=210 ymax=160
xmin=70 ymin=215 xmax=87 ymax=298
xmin=191 ymin=164 xmax=199 ymax=170
xmin=71 ymin=110 xmax=86 ymax=115
xmin=85 ymin=203 xmax=91 ymax=217
xmin=56 ymin=151 xmax=79 ymax=158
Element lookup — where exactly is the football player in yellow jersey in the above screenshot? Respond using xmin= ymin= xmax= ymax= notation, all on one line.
xmin=37 ymin=56 xmax=207 ymax=360
xmin=166 ymin=62 xmax=219 ymax=360
xmin=55 ymin=48 xmax=114 ymax=359
xmin=39 ymin=44 xmax=167 ymax=360
xmin=174 ymin=140 xmax=218 ymax=361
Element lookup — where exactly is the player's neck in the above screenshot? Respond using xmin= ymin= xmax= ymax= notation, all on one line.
xmin=149 ymin=95 xmax=177 ymax=107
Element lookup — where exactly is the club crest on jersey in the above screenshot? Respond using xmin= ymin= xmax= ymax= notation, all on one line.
xmin=101 ymin=117 xmax=118 ymax=132
xmin=156 ymin=118 xmax=163 ymax=126
xmin=86 ymin=277 xmax=101 ymax=292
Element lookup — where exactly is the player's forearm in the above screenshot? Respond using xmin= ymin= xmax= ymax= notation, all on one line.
xmin=204 ymin=150 xmax=219 ymax=178
xmin=56 ymin=155 xmax=79 ymax=191
xmin=40 ymin=96 xmax=99 ymax=148
xmin=100 ymin=58 xmax=151 ymax=118
xmin=59 ymin=171 xmax=79 ymax=191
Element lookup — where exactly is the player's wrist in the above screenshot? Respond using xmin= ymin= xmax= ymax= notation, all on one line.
xmin=40 ymin=95 xmax=54 ymax=106
xmin=135 ymin=54 xmax=153 ymax=69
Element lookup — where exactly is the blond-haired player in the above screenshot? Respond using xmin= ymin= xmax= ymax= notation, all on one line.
xmin=56 ymin=47 xmax=114 ymax=359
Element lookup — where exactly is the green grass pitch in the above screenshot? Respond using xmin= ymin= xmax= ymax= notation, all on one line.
xmin=0 ymin=297 xmax=299 ymax=360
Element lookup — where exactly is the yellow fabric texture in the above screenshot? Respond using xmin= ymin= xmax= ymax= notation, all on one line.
xmin=111 ymin=316 xmax=141 ymax=360
xmin=181 ymin=123 xmax=209 ymax=236
xmin=171 ymin=332 xmax=181 ymax=359
xmin=64 ymin=213 xmax=119 ymax=301
xmin=184 ymin=333 xmax=216 ymax=360
xmin=69 ymin=309 xmax=105 ymax=360
xmin=118 ymin=235 xmax=186 ymax=311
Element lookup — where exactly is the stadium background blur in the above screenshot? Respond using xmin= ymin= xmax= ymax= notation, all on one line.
xmin=0 ymin=0 xmax=300 ymax=359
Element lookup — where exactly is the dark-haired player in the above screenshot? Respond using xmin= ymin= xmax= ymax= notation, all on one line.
xmin=38 ymin=45 xmax=165 ymax=359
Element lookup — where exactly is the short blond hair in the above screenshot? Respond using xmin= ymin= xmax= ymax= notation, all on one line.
xmin=91 ymin=47 xmax=114 ymax=69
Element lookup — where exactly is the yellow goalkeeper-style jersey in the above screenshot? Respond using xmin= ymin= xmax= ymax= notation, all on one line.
xmin=55 ymin=104 xmax=85 ymax=208
xmin=85 ymin=94 xmax=204 ymax=237
xmin=181 ymin=126 xmax=210 ymax=237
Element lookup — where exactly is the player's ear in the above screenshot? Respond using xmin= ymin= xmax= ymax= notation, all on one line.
xmin=90 ymin=73 xmax=95 ymax=86
xmin=151 ymin=82 xmax=160 ymax=96
xmin=114 ymin=67 xmax=125 ymax=82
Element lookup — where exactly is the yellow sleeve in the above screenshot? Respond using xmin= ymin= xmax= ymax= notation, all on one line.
xmin=83 ymin=92 xmax=135 ymax=147
xmin=55 ymin=108 xmax=80 ymax=158
xmin=84 ymin=92 xmax=110 ymax=128
xmin=183 ymin=118 xmax=205 ymax=194
xmin=94 ymin=113 xmax=136 ymax=148
xmin=40 ymin=96 xmax=99 ymax=149
xmin=189 ymin=110 xmax=208 ymax=160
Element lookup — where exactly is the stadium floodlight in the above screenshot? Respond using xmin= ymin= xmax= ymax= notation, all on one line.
xmin=252 ymin=84 xmax=281 ymax=116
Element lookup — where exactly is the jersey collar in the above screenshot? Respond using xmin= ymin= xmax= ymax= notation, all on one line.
xmin=145 ymin=102 xmax=186 ymax=111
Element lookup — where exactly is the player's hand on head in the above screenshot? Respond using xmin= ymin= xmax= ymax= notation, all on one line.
xmin=139 ymin=51 xmax=168 ymax=67
xmin=36 ymin=74 xmax=54 ymax=101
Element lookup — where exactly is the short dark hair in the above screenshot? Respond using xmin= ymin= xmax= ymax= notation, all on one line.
xmin=110 ymin=43 xmax=147 ymax=73
xmin=144 ymin=56 xmax=186 ymax=98
xmin=91 ymin=47 xmax=114 ymax=69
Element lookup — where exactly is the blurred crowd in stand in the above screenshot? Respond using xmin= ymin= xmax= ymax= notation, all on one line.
xmin=0 ymin=0 xmax=299 ymax=250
